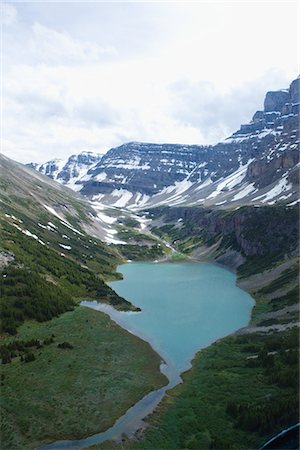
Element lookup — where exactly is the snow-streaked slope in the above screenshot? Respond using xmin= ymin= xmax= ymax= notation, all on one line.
xmin=28 ymin=77 xmax=299 ymax=211
xmin=27 ymin=151 xmax=103 ymax=191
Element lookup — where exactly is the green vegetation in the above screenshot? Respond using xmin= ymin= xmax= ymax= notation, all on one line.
xmin=100 ymin=204 xmax=299 ymax=450
xmin=126 ymin=328 xmax=298 ymax=450
xmin=0 ymin=266 xmax=74 ymax=334
xmin=257 ymin=265 xmax=298 ymax=296
xmin=247 ymin=261 xmax=299 ymax=320
xmin=0 ymin=336 xmax=54 ymax=364
xmin=0 ymin=156 xmax=170 ymax=450
xmin=116 ymin=226 xmax=158 ymax=244
xmin=151 ymin=223 xmax=205 ymax=254
xmin=168 ymin=251 xmax=188 ymax=261
xmin=268 ymin=285 xmax=299 ymax=311
xmin=1 ymin=205 xmax=119 ymax=278
xmin=117 ymin=227 xmax=147 ymax=241
xmin=0 ymin=216 xmax=136 ymax=335
xmin=117 ymin=217 xmax=140 ymax=228
xmin=1 ymin=156 xmax=299 ymax=450
xmin=113 ymin=243 xmax=166 ymax=261
xmin=112 ymin=224 xmax=169 ymax=261
xmin=0 ymin=307 xmax=167 ymax=450
xmin=150 ymin=206 xmax=298 ymax=276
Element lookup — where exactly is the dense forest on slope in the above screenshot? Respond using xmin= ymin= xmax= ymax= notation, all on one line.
xmin=0 ymin=155 xmax=167 ymax=449
xmin=0 ymin=210 xmax=135 ymax=335
xmin=0 ymin=266 xmax=74 ymax=335
xmin=127 ymin=327 xmax=298 ymax=450
xmin=102 ymin=203 xmax=299 ymax=450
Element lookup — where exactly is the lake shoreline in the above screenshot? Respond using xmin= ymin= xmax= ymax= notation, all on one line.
xmin=1 ymin=307 xmax=167 ymax=450
xmin=40 ymin=261 xmax=253 ymax=449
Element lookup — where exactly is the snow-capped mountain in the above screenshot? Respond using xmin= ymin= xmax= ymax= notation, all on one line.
xmin=27 ymin=151 xmax=103 ymax=191
xmin=29 ymin=77 xmax=299 ymax=210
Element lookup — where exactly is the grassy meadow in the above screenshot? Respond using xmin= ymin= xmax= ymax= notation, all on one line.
xmin=0 ymin=306 xmax=167 ymax=450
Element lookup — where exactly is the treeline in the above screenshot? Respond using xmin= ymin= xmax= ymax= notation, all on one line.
xmin=0 ymin=221 xmax=134 ymax=335
xmin=0 ymin=336 xmax=75 ymax=364
xmin=95 ymin=281 xmax=134 ymax=309
xmin=0 ymin=336 xmax=54 ymax=364
xmin=0 ymin=266 xmax=74 ymax=335
xmin=226 ymin=396 xmax=298 ymax=435
xmin=227 ymin=328 xmax=299 ymax=434
xmin=2 ymin=206 xmax=118 ymax=278
xmin=114 ymin=244 xmax=165 ymax=261
xmin=135 ymin=328 xmax=299 ymax=450
xmin=4 ymin=222 xmax=107 ymax=291
xmin=0 ymin=263 xmax=133 ymax=334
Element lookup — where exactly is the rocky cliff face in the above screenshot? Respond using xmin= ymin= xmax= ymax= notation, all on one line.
xmin=29 ymin=77 xmax=299 ymax=210
xmin=79 ymin=77 xmax=300 ymax=208
xmin=80 ymin=142 xmax=211 ymax=196
xmin=28 ymin=151 xmax=102 ymax=190
xmin=148 ymin=205 xmax=299 ymax=268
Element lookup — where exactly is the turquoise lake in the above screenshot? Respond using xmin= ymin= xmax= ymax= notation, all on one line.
xmin=107 ymin=261 xmax=254 ymax=374
xmin=41 ymin=261 xmax=254 ymax=449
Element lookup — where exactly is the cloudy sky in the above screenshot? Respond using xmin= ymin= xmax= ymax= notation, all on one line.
xmin=2 ymin=1 xmax=299 ymax=163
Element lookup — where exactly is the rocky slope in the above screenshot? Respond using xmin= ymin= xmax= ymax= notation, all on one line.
xmin=3 ymin=76 xmax=300 ymax=450
xmin=148 ymin=205 xmax=299 ymax=273
xmin=28 ymin=151 xmax=102 ymax=191
xmin=30 ymin=77 xmax=299 ymax=210
xmin=0 ymin=153 xmax=138 ymax=315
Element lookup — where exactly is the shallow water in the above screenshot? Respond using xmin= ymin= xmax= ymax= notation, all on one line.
xmin=40 ymin=262 xmax=254 ymax=450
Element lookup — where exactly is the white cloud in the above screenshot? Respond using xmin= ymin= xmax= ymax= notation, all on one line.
xmin=167 ymin=69 xmax=291 ymax=143
xmin=30 ymin=22 xmax=117 ymax=65
xmin=1 ymin=3 xmax=17 ymax=26
xmin=2 ymin=2 xmax=299 ymax=164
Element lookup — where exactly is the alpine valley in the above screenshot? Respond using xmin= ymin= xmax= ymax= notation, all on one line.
xmin=28 ymin=77 xmax=299 ymax=210
xmin=1 ymin=78 xmax=299 ymax=450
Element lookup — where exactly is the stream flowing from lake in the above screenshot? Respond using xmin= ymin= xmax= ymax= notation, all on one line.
xmin=39 ymin=262 xmax=254 ymax=450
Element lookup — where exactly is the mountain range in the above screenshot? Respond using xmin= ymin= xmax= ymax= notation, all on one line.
xmin=1 ymin=77 xmax=299 ymax=450
xmin=28 ymin=77 xmax=299 ymax=210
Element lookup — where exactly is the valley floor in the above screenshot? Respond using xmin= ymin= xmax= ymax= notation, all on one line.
xmin=89 ymin=256 xmax=299 ymax=450
xmin=0 ymin=306 xmax=167 ymax=450
xmin=1 ymin=202 xmax=298 ymax=450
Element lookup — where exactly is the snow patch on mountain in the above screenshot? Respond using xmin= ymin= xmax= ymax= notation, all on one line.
xmin=111 ymin=189 xmax=133 ymax=207
xmin=43 ymin=204 xmax=84 ymax=235
xmin=94 ymin=172 xmax=107 ymax=182
xmin=253 ymin=176 xmax=292 ymax=203
xmin=207 ymin=160 xmax=253 ymax=200
xmin=232 ymin=183 xmax=256 ymax=201
xmin=11 ymin=222 xmax=45 ymax=246
xmin=43 ymin=204 xmax=64 ymax=220
xmin=30 ymin=77 xmax=299 ymax=211
xmin=59 ymin=244 xmax=72 ymax=250
xmin=95 ymin=210 xmax=117 ymax=225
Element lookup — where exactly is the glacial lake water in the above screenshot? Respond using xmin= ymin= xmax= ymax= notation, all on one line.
xmin=40 ymin=261 xmax=254 ymax=450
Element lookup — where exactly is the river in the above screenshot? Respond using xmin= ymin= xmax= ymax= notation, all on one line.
xmin=39 ymin=261 xmax=254 ymax=450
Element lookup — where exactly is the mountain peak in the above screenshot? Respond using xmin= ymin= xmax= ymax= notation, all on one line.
xmin=29 ymin=77 xmax=299 ymax=209
xmin=264 ymin=89 xmax=289 ymax=112
xmin=27 ymin=151 xmax=102 ymax=186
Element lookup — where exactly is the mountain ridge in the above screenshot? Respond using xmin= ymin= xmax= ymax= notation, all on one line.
xmin=1 ymin=78 xmax=299 ymax=450
xmin=28 ymin=77 xmax=299 ymax=210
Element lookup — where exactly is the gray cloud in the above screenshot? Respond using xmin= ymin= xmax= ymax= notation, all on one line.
xmin=72 ymin=100 xmax=120 ymax=127
xmin=2 ymin=3 xmax=17 ymax=26
xmin=168 ymin=70 xmax=291 ymax=143
xmin=7 ymin=91 xmax=65 ymax=120
xmin=2 ymin=2 xmax=298 ymax=164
